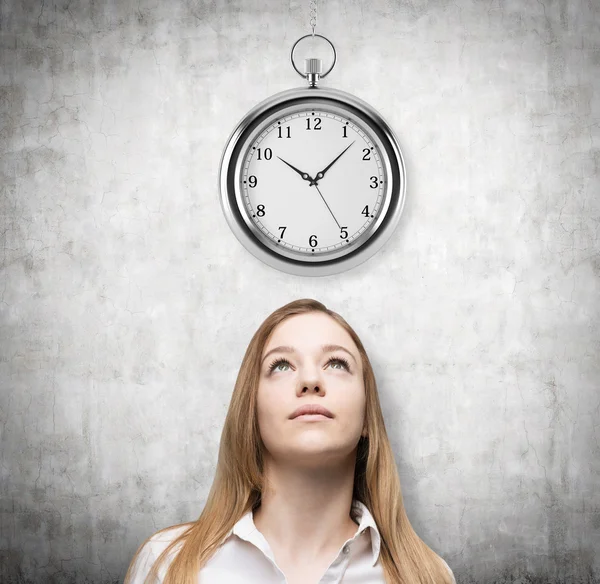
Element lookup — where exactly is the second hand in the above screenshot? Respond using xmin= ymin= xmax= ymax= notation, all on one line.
xmin=311 ymin=183 xmax=341 ymax=229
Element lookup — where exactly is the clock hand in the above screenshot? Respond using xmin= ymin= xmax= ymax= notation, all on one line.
xmin=312 ymin=182 xmax=342 ymax=229
xmin=309 ymin=141 xmax=355 ymax=186
xmin=278 ymin=154 xmax=342 ymax=230
xmin=277 ymin=156 xmax=315 ymax=184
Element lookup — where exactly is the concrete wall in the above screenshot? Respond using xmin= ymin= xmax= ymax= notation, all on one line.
xmin=1 ymin=0 xmax=598 ymax=582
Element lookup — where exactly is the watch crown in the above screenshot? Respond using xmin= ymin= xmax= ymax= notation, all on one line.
xmin=304 ymin=58 xmax=323 ymax=74
xmin=304 ymin=58 xmax=322 ymax=87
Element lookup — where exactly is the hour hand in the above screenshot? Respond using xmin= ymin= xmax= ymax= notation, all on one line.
xmin=277 ymin=156 xmax=315 ymax=184
xmin=310 ymin=141 xmax=355 ymax=186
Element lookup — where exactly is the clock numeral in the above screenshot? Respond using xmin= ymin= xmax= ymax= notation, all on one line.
xmin=363 ymin=148 xmax=371 ymax=161
xmin=342 ymin=126 xmax=348 ymax=138
xmin=278 ymin=226 xmax=287 ymax=238
xmin=256 ymin=204 xmax=266 ymax=217
xmin=362 ymin=205 xmax=370 ymax=217
xmin=340 ymin=227 xmax=348 ymax=239
xmin=277 ymin=126 xmax=291 ymax=138
xmin=370 ymin=176 xmax=379 ymax=189
xmin=256 ymin=148 xmax=272 ymax=160
xmin=248 ymin=175 xmax=257 ymax=188
xmin=306 ymin=117 xmax=322 ymax=130
xmin=309 ymin=234 xmax=318 ymax=247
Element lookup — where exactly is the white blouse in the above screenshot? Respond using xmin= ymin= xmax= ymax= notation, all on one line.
xmin=128 ymin=499 xmax=456 ymax=584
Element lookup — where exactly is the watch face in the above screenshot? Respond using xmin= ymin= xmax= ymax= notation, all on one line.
xmin=234 ymin=100 xmax=393 ymax=263
xmin=220 ymin=88 xmax=406 ymax=276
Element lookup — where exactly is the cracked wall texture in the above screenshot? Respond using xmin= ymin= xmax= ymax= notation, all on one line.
xmin=0 ymin=0 xmax=599 ymax=582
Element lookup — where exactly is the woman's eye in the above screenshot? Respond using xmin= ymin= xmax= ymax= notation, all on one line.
xmin=328 ymin=357 xmax=350 ymax=371
xmin=268 ymin=358 xmax=290 ymax=373
xmin=267 ymin=356 xmax=350 ymax=374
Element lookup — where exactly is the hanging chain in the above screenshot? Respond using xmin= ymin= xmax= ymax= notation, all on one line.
xmin=309 ymin=0 xmax=317 ymax=36
xmin=291 ymin=0 xmax=336 ymax=82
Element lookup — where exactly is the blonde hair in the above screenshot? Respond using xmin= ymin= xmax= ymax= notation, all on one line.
xmin=124 ymin=298 xmax=453 ymax=584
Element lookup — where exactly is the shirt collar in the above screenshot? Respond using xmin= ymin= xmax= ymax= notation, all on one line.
xmin=224 ymin=498 xmax=382 ymax=567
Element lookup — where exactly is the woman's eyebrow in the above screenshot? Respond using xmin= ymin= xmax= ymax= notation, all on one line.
xmin=261 ymin=344 xmax=357 ymax=365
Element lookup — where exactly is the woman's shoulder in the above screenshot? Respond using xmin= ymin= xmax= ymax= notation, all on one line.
xmin=439 ymin=557 xmax=456 ymax=584
xmin=128 ymin=524 xmax=192 ymax=583
xmin=148 ymin=523 xmax=192 ymax=544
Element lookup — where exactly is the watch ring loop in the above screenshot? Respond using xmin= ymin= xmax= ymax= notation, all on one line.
xmin=290 ymin=34 xmax=336 ymax=79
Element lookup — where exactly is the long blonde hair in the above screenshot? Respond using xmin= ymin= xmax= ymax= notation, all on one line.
xmin=124 ymin=298 xmax=453 ymax=584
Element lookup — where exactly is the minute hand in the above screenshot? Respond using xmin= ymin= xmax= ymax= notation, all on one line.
xmin=310 ymin=141 xmax=355 ymax=186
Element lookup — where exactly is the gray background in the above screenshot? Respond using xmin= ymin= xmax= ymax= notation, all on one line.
xmin=1 ymin=0 xmax=599 ymax=582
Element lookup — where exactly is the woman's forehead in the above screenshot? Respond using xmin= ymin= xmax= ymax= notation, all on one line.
xmin=263 ymin=315 xmax=359 ymax=363
xmin=267 ymin=313 xmax=351 ymax=345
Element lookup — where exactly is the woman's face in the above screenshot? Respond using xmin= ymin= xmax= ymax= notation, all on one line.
xmin=256 ymin=312 xmax=366 ymax=469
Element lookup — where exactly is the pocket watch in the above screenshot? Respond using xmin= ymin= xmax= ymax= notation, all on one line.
xmin=218 ymin=33 xmax=406 ymax=277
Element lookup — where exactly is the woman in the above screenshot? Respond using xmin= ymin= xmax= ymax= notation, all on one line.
xmin=124 ymin=298 xmax=456 ymax=584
